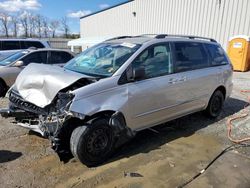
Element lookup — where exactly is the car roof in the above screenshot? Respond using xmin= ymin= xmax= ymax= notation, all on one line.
xmin=106 ymin=34 xmax=218 ymax=46
xmin=20 ymin=48 xmax=74 ymax=54
xmin=0 ymin=38 xmax=48 ymax=42
xmin=107 ymin=36 xmax=152 ymax=45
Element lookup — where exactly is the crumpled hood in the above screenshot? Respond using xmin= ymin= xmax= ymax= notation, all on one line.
xmin=15 ymin=63 xmax=92 ymax=108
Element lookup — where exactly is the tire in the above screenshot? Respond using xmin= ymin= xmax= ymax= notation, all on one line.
xmin=0 ymin=81 xmax=7 ymax=97
xmin=205 ymin=90 xmax=224 ymax=118
xmin=70 ymin=118 xmax=114 ymax=167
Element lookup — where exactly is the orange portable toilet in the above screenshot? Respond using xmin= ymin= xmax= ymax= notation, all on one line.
xmin=228 ymin=35 xmax=250 ymax=72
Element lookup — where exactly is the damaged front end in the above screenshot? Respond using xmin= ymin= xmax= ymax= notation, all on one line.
xmin=1 ymin=85 xmax=135 ymax=162
xmin=1 ymin=79 xmax=92 ymax=161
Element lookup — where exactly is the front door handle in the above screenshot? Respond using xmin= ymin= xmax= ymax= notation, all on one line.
xmin=168 ymin=77 xmax=187 ymax=84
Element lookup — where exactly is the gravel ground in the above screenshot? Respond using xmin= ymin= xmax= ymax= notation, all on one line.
xmin=0 ymin=72 xmax=249 ymax=188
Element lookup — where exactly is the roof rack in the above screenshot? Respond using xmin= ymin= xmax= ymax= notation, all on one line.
xmin=106 ymin=36 xmax=134 ymax=41
xmin=155 ymin=34 xmax=217 ymax=42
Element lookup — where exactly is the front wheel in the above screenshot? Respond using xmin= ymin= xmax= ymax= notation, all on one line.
xmin=70 ymin=118 xmax=114 ymax=167
xmin=0 ymin=81 xmax=7 ymax=97
xmin=205 ymin=90 xmax=224 ymax=118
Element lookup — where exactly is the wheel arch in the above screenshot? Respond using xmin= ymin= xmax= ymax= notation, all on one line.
xmin=0 ymin=77 xmax=8 ymax=97
xmin=214 ymin=85 xmax=226 ymax=99
xmin=204 ymin=85 xmax=226 ymax=110
xmin=53 ymin=110 xmax=133 ymax=157
xmin=74 ymin=110 xmax=134 ymax=148
xmin=85 ymin=110 xmax=118 ymax=122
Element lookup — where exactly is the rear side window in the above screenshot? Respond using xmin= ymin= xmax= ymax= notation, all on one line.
xmin=174 ymin=42 xmax=209 ymax=72
xmin=49 ymin=51 xmax=72 ymax=64
xmin=21 ymin=51 xmax=47 ymax=65
xmin=2 ymin=41 xmax=20 ymax=50
xmin=205 ymin=44 xmax=228 ymax=66
xmin=21 ymin=41 xmax=45 ymax=49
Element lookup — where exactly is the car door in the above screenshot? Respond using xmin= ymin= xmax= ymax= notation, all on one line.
xmin=171 ymin=41 xmax=219 ymax=115
xmin=204 ymin=43 xmax=233 ymax=94
xmin=127 ymin=43 xmax=187 ymax=130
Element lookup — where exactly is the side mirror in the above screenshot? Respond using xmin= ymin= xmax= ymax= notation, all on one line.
xmin=14 ymin=60 xmax=24 ymax=67
xmin=127 ymin=66 xmax=145 ymax=82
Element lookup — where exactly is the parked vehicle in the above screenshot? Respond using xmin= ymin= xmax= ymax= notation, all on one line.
xmin=0 ymin=35 xmax=233 ymax=166
xmin=0 ymin=48 xmax=75 ymax=96
xmin=0 ymin=38 xmax=50 ymax=60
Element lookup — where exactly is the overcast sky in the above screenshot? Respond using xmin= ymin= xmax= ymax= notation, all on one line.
xmin=0 ymin=0 xmax=126 ymax=33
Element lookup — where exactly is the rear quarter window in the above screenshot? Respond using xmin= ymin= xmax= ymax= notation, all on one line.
xmin=49 ymin=51 xmax=73 ymax=64
xmin=204 ymin=44 xmax=228 ymax=66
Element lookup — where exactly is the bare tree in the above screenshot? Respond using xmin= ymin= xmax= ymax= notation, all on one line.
xmin=50 ymin=20 xmax=60 ymax=38
xmin=0 ymin=13 xmax=10 ymax=37
xmin=29 ymin=14 xmax=36 ymax=37
xmin=61 ymin=17 xmax=69 ymax=38
xmin=42 ymin=17 xmax=49 ymax=38
xmin=11 ymin=15 xmax=19 ymax=37
xmin=34 ymin=14 xmax=43 ymax=38
xmin=20 ymin=12 xmax=29 ymax=37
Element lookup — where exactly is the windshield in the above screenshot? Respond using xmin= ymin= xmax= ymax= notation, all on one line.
xmin=64 ymin=42 xmax=141 ymax=77
xmin=0 ymin=51 xmax=28 ymax=66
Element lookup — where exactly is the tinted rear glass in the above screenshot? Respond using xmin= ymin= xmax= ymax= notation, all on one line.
xmin=205 ymin=44 xmax=228 ymax=66
xmin=49 ymin=51 xmax=73 ymax=64
xmin=174 ymin=42 xmax=209 ymax=72
xmin=21 ymin=41 xmax=45 ymax=49
xmin=1 ymin=41 xmax=21 ymax=50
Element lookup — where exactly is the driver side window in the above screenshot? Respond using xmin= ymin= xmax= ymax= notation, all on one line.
xmin=132 ymin=43 xmax=173 ymax=79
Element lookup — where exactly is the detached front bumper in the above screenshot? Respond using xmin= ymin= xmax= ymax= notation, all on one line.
xmin=0 ymin=107 xmax=45 ymax=136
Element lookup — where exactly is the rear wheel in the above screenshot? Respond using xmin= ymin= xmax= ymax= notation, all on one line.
xmin=205 ymin=90 xmax=224 ymax=118
xmin=70 ymin=118 xmax=114 ymax=167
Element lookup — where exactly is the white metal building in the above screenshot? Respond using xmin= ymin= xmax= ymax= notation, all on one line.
xmin=80 ymin=0 xmax=250 ymax=49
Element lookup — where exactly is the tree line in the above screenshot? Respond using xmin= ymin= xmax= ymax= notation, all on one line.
xmin=0 ymin=11 xmax=78 ymax=38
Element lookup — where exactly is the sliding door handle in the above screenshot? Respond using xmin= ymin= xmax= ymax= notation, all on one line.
xmin=168 ymin=78 xmax=178 ymax=84
xmin=179 ymin=76 xmax=187 ymax=82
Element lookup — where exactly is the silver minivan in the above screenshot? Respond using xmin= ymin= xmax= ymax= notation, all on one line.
xmin=0 ymin=35 xmax=233 ymax=166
